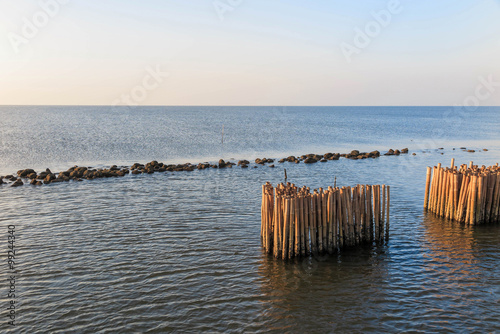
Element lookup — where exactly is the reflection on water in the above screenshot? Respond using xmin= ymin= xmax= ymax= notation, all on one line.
xmin=256 ymin=245 xmax=391 ymax=332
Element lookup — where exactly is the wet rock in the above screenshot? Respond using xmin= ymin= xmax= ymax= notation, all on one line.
xmin=17 ymin=169 xmax=36 ymax=177
xmin=438 ymin=148 xmax=444 ymax=150
xmin=350 ymin=150 xmax=360 ymax=156
xmin=401 ymin=148 xmax=408 ymax=154
xmin=384 ymin=149 xmax=395 ymax=156
xmin=278 ymin=158 xmax=285 ymax=163
xmin=30 ymin=178 xmax=37 ymax=185
xmin=269 ymin=164 xmax=275 ymax=168
xmin=218 ymin=159 xmax=227 ymax=168
xmin=131 ymin=170 xmax=142 ymax=175
xmin=394 ymin=149 xmax=401 ymax=155
xmin=412 ymin=153 xmax=416 ymax=155
xmin=483 ymin=149 xmax=488 ymax=151
xmin=36 ymin=181 xmax=43 ymax=185
xmin=197 ymin=163 xmax=210 ymax=170
xmin=5 ymin=175 xmax=15 ymax=180
xmin=241 ymin=164 xmax=248 ymax=168
xmin=460 ymin=147 xmax=466 ymax=150
xmin=253 ymin=166 xmax=258 ymax=168
xmin=44 ymin=174 xmax=55 ymax=182
xmin=320 ymin=159 xmax=327 ymax=162
xmin=304 ymin=157 xmax=318 ymax=163
xmin=131 ymin=163 xmax=144 ymax=169
xmin=467 ymin=150 xmax=475 ymax=153
xmin=0 ymin=178 xmax=3 ymax=185
xmin=110 ymin=165 xmax=120 ymax=171
xmin=238 ymin=160 xmax=250 ymax=166
xmin=324 ymin=153 xmax=334 ymax=159
xmin=11 ymin=178 xmax=23 ymax=187
xmin=75 ymin=178 xmax=83 ymax=182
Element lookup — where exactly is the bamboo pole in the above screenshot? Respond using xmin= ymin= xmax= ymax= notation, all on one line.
xmin=386 ymin=185 xmax=390 ymax=240
xmin=310 ymin=192 xmax=318 ymax=254
xmin=289 ymin=195 xmax=295 ymax=258
xmin=424 ymin=167 xmax=432 ymax=210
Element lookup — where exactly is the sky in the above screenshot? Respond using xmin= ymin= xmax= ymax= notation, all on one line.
xmin=0 ymin=0 xmax=499 ymax=106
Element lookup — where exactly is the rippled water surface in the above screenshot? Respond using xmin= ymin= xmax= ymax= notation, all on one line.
xmin=1 ymin=106 xmax=499 ymax=333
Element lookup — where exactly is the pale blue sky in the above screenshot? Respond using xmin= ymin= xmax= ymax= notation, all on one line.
xmin=0 ymin=0 xmax=499 ymax=105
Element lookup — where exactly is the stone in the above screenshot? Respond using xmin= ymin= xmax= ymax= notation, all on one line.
xmin=384 ymin=149 xmax=395 ymax=156
xmin=241 ymin=164 xmax=248 ymax=168
xmin=238 ymin=160 xmax=250 ymax=166
xmin=269 ymin=164 xmax=275 ymax=168
xmin=218 ymin=159 xmax=226 ymax=168
xmin=11 ymin=179 xmax=23 ymax=187
xmin=401 ymin=148 xmax=408 ymax=154
xmin=351 ymin=150 xmax=359 ymax=156
xmin=483 ymin=149 xmax=488 ymax=151
xmin=412 ymin=153 xmax=416 ymax=155
xmin=467 ymin=150 xmax=475 ymax=153
xmin=320 ymin=159 xmax=327 ymax=162
xmin=17 ymin=169 xmax=36 ymax=177
xmin=394 ymin=149 xmax=401 ymax=155
xmin=304 ymin=157 xmax=317 ymax=163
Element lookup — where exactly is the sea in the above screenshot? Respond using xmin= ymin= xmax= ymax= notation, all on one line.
xmin=0 ymin=106 xmax=499 ymax=333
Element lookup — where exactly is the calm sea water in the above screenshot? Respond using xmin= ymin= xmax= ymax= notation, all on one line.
xmin=1 ymin=106 xmax=499 ymax=333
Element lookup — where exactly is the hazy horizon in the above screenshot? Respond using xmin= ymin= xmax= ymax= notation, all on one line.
xmin=1 ymin=0 xmax=499 ymax=106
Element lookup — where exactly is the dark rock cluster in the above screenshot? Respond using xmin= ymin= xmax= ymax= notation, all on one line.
xmin=1 ymin=147 xmax=418 ymax=188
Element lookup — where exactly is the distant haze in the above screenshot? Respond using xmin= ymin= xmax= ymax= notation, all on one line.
xmin=0 ymin=0 xmax=499 ymax=106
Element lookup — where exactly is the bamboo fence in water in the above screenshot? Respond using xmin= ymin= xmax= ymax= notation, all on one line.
xmin=424 ymin=159 xmax=500 ymax=225
xmin=261 ymin=182 xmax=390 ymax=259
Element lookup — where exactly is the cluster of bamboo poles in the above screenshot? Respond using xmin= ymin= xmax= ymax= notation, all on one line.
xmin=424 ymin=159 xmax=500 ymax=225
xmin=261 ymin=182 xmax=390 ymax=259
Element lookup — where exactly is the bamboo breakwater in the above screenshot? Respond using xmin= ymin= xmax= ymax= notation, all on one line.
xmin=424 ymin=160 xmax=500 ymax=225
xmin=261 ymin=182 xmax=390 ymax=259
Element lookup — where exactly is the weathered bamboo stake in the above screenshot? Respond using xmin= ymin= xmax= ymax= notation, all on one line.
xmin=438 ymin=169 xmax=447 ymax=217
xmin=304 ymin=193 xmax=311 ymax=255
xmin=373 ymin=185 xmax=379 ymax=241
xmin=282 ymin=197 xmax=289 ymax=260
xmin=486 ymin=174 xmax=495 ymax=223
xmin=492 ymin=174 xmax=500 ymax=222
xmin=337 ymin=188 xmax=344 ymax=248
xmin=322 ymin=191 xmax=328 ymax=251
xmin=424 ymin=166 xmax=432 ymax=210
xmin=386 ymin=185 xmax=390 ymax=240
xmin=366 ymin=185 xmax=373 ymax=242
xmin=351 ymin=186 xmax=358 ymax=245
xmin=333 ymin=189 xmax=338 ymax=251
xmin=268 ymin=190 xmax=274 ymax=253
xmin=360 ymin=185 xmax=366 ymax=243
xmin=470 ymin=175 xmax=478 ymax=225
xmin=316 ymin=191 xmax=323 ymax=253
xmin=457 ymin=174 xmax=469 ymax=222
xmin=310 ymin=192 xmax=318 ymax=254
xmin=346 ymin=187 xmax=354 ymax=246
xmin=476 ymin=175 xmax=483 ymax=224
xmin=273 ymin=194 xmax=279 ymax=258
xmin=429 ymin=166 xmax=437 ymax=212
xmin=453 ymin=173 xmax=459 ymax=220
xmin=340 ymin=187 xmax=348 ymax=246
xmin=381 ymin=184 xmax=386 ymax=238
xmin=289 ymin=195 xmax=295 ymax=258
xmin=328 ymin=191 xmax=334 ymax=254
xmin=357 ymin=185 xmax=363 ymax=244
xmin=300 ymin=195 xmax=306 ymax=257
xmin=294 ymin=197 xmax=300 ymax=256
xmin=261 ymin=185 xmax=265 ymax=243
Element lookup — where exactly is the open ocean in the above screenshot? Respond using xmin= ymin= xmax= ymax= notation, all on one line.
xmin=1 ymin=106 xmax=499 ymax=333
